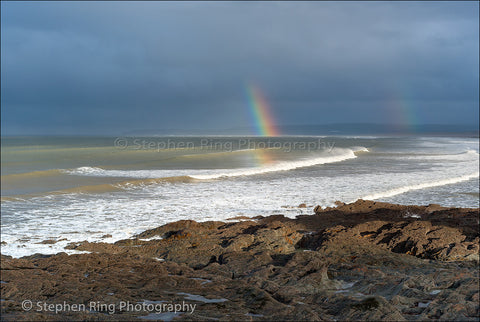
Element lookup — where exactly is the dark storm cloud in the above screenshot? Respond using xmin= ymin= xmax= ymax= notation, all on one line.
xmin=1 ymin=1 xmax=478 ymax=134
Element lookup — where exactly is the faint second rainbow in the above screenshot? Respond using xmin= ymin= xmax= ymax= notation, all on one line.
xmin=246 ymin=84 xmax=280 ymax=136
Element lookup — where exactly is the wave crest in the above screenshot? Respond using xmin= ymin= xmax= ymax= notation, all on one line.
xmin=358 ymin=172 xmax=480 ymax=201
xmin=191 ymin=148 xmax=360 ymax=180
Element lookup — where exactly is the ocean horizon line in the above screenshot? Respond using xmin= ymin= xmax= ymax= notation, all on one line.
xmin=2 ymin=122 xmax=479 ymax=137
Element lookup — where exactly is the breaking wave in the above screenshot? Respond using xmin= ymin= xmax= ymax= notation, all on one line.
xmin=359 ymin=172 xmax=480 ymax=201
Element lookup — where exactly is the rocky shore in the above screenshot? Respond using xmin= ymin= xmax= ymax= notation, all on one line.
xmin=1 ymin=200 xmax=479 ymax=321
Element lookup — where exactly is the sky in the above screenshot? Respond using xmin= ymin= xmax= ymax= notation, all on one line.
xmin=1 ymin=1 xmax=479 ymax=135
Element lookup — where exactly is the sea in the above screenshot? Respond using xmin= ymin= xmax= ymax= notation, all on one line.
xmin=1 ymin=135 xmax=479 ymax=257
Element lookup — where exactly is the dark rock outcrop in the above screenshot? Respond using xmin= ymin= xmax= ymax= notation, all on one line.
xmin=1 ymin=200 xmax=478 ymax=321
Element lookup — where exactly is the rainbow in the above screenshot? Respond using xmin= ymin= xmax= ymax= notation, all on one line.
xmin=246 ymin=84 xmax=280 ymax=136
xmin=386 ymin=98 xmax=417 ymax=133
xmin=253 ymin=148 xmax=273 ymax=165
xmin=384 ymin=83 xmax=420 ymax=133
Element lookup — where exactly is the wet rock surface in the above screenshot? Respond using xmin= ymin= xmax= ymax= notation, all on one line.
xmin=1 ymin=200 xmax=479 ymax=321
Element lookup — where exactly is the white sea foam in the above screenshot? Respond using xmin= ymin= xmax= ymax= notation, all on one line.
xmin=138 ymin=236 xmax=163 ymax=241
xmin=350 ymin=146 xmax=369 ymax=152
xmin=2 ymin=137 xmax=479 ymax=258
xmin=64 ymin=148 xmax=365 ymax=180
xmin=190 ymin=148 xmax=361 ymax=179
xmin=359 ymin=172 xmax=479 ymax=201
xmin=65 ymin=166 xmax=104 ymax=175
xmin=64 ymin=167 xmax=193 ymax=178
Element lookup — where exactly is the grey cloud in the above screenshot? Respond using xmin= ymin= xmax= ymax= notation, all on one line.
xmin=1 ymin=1 xmax=478 ymax=134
